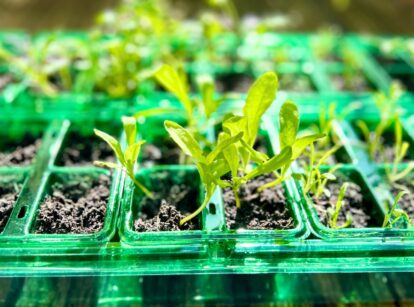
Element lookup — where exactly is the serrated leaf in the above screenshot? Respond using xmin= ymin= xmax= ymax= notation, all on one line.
xmin=94 ymin=129 xmax=125 ymax=165
xmin=243 ymin=71 xmax=278 ymax=145
xmin=279 ymin=100 xmax=299 ymax=149
xmin=164 ymin=120 xmax=204 ymax=162
xmin=154 ymin=64 xmax=192 ymax=117
xmin=122 ymin=116 xmax=137 ymax=146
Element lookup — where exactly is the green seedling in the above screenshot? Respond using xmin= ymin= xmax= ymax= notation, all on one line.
xmin=357 ymin=82 xmax=404 ymax=161
xmin=327 ymin=182 xmax=352 ymax=229
xmin=151 ymin=64 xmax=222 ymax=130
xmin=383 ymin=191 xmax=411 ymax=228
xmin=164 ymin=120 xmax=243 ymax=225
xmin=207 ymin=0 xmax=240 ymax=33
xmin=257 ymin=100 xmax=325 ymax=191
xmin=94 ymin=116 xmax=152 ymax=198
xmin=296 ymin=143 xmax=342 ymax=198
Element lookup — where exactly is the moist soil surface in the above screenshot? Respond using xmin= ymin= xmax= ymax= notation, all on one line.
xmin=311 ymin=176 xmax=376 ymax=228
xmin=141 ymin=139 xmax=181 ymax=167
xmin=58 ymin=133 xmax=114 ymax=166
xmin=0 ymin=181 xmax=22 ymax=233
xmin=391 ymin=181 xmax=414 ymax=219
xmin=0 ymin=134 xmax=41 ymax=167
xmin=224 ymin=174 xmax=294 ymax=230
xmin=134 ymin=172 xmax=199 ymax=232
xmin=35 ymin=175 xmax=110 ymax=234
xmin=331 ymin=74 xmax=374 ymax=92
xmin=216 ymin=73 xmax=254 ymax=93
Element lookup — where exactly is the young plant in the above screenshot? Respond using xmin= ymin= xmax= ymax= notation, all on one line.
xmin=327 ymin=182 xmax=352 ymax=229
xmin=295 ymin=143 xmax=352 ymax=229
xmin=164 ymin=120 xmax=243 ymax=225
xmin=386 ymin=117 xmax=414 ymax=183
xmin=152 ymin=64 xmax=223 ymax=130
xmin=356 ymin=82 xmax=404 ymax=161
xmin=258 ymin=100 xmax=325 ymax=191
xmin=94 ymin=116 xmax=152 ymax=198
xmin=383 ymin=191 xmax=411 ymax=228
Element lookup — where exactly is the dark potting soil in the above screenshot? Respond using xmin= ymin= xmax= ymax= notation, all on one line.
xmin=0 ymin=181 xmax=22 ymax=233
xmin=35 ymin=175 xmax=110 ymax=234
xmin=331 ymin=74 xmax=374 ymax=92
xmin=224 ymin=174 xmax=294 ymax=230
xmin=141 ymin=139 xmax=181 ymax=167
xmin=58 ymin=132 xmax=114 ymax=166
xmin=215 ymin=73 xmax=254 ymax=93
xmin=391 ymin=182 xmax=414 ymax=219
xmin=134 ymin=172 xmax=199 ymax=232
xmin=0 ymin=134 xmax=41 ymax=167
xmin=311 ymin=176 xmax=376 ymax=228
xmin=279 ymin=74 xmax=315 ymax=92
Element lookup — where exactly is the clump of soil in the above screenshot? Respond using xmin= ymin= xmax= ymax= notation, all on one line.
xmin=331 ymin=74 xmax=374 ymax=92
xmin=391 ymin=181 xmax=414 ymax=219
xmin=279 ymin=74 xmax=315 ymax=92
xmin=224 ymin=174 xmax=294 ymax=230
xmin=58 ymin=133 xmax=114 ymax=166
xmin=0 ymin=181 xmax=23 ymax=232
xmin=134 ymin=172 xmax=200 ymax=232
xmin=311 ymin=176 xmax=377 ymax=228
xmin=216 ymin=73 xmax=254 ymax=93
xmin=141 ymin=139 xmax=181 ymax=167
xmin=0 ymin=135 xmax=41 ymax=167
xmin=35 ymin=175 xmax=110 ymax=234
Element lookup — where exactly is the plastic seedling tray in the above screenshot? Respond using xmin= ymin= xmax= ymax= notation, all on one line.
xmin=0 ymin=120 xmax=124 ymax=246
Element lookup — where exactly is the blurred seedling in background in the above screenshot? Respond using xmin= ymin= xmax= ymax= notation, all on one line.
xmin=94 ymin=116 xmax=153 ymax=198
xmin=357 ymin=82 xmax=404 ymax=162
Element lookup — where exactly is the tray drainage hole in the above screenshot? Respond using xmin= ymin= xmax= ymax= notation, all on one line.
xmin=209 ymin=203 xmax=217 ymax=215
xmin=17 ymin=206 xmax=28 ymax=219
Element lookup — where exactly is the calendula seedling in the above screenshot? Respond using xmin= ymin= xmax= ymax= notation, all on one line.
xmin=327 ymin=182 xmax=352 ymax=229
xmin=356 ymin=82 xmax=403 ymax=161
xmin=258 ymin=100 xmax=325 ymax=191
xmin=295 ymin=143 xmax=343 ymax=199
xmin=164 ymin=120 xmax=243 ymax=225
xmin=151 ymin=64 xmax=222 ymax=130
xmin=383 ymin=191 xmax=411 ymax=228
xmin=94 ymin=116 xmax=152 ymax=198
xmin=385 ymin=117 xmax=414 ymax=183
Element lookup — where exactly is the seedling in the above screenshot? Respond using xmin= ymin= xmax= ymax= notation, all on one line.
xmin=94 ymin=116 xmax=152 ymax=198
xmin=357 ymin=82 xmax=404 ymax=161
xmin=164 ymin=120 xmax=243 ymax=225
xmin=258 ymin=100 xmax=324 ymax=191
xmin=151 ymin=64 xmax=222 ymax=131
xmin=327 ymin=183 xmax=352 ymax=229
xmin=383 ymin=191 xmax=411 ymax=228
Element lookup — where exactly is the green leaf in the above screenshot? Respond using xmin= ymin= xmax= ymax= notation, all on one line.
xmin=279 ymin=100 xmax=299 ymax=149
xmin=154 ymin=64 xmax=192 ymax=117
xmin=243 ymin=71 xmax=278 ymax=145
xmin=122 ymin=116 xmax=137 ymax=146
xmin=94 ymin=129 xmax=125 ymax=165
xmin=244 ymin=146 xmax=292 ymax=181
xmin=291 ymin=133 xmax=325 ymax=160
xmin=164 ymin=120 xmax=204 ymax=162
xmin=239 ymin=138 xmax=269 ymax=163
xmin=198 ymin=75 xmax=220 ymax=119
xmin=206 ymin=131 xmax=243 ymax=164
xmin=125 ymin=141 xmax=145 ymax=170
xmin=218 ymin=132 xmax=239 ymax=178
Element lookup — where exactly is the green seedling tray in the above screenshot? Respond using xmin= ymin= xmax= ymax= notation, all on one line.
xmin=0 ymin=120 xmax=124 ymax=246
